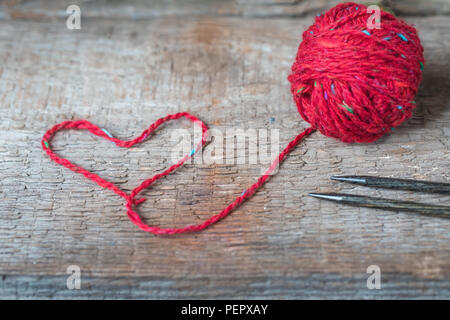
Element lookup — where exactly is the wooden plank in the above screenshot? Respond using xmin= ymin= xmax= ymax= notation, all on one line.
xmin=0 ymin=14 xmax=449 ymax=298
xmin=1 ymin=274 xmax=449 ymax=299
xmin=0 ymin=0 xmax=338 ymax=20
xmin=391 ymin=0 xmax=450 ymax=16
xmin=1 ymin=0 xmax=449 ymax=21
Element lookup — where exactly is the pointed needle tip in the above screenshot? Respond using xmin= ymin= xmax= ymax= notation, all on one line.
xmin=330 ymin=175 xmax=351 ymax=181
xmin=330 ymin=175 xmax=366 ymax=184
xmin=308 ymin=193 xmax=344 ymax=202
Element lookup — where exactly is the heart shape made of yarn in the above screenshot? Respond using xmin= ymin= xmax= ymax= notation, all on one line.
xmin=42 ymin=112 xmax=209 ymax=235
xmin=43 ymin=112 xmax=316 ymax=235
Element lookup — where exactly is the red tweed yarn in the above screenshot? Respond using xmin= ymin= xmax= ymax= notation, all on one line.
xmin=42 ymin=3 xmax=425 ymax=235
xmin=42 ymin=113 xmax=314 ymax=235
xmin=288 ymin=2 xmax=424 ymax=143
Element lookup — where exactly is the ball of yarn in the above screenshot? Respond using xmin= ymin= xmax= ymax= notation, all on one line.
xmin=288 ymin=2 xmax=425 ymax=143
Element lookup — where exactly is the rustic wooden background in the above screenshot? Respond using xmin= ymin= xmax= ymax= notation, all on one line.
xmin=0 ymin=0 xmax=449 ymax=299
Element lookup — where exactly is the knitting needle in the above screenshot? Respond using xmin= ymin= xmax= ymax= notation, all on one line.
xmin=330 ymin=176 xmax=450 ymax=194
xmin=308 ymin=193 xmax=450 ymax=217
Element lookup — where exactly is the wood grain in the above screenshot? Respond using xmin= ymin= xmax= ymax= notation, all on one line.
xmin=0 ymin=3 xmax=449 ymax=298
xmin=1 ymin=0 xmax=449 ymax=21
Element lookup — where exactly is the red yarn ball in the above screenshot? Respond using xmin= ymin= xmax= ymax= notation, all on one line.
xmin=288 ymin=2 xmax=425 ymax=143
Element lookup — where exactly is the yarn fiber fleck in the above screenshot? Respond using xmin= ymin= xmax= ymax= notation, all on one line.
xmin=42 ymin=2 xmax=424 ymax=235
xmin=288 ymin=2 xmax=424 ymax=143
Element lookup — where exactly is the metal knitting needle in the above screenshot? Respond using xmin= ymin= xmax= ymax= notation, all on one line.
xmin=308 ymin=193 xmax=450 ymax=217
xmin=330 ymin=176 xmax=450 ymax=194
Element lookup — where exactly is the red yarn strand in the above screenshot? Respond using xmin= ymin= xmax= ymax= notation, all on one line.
xmin=42 ymin=112 xmax=314 ymax=235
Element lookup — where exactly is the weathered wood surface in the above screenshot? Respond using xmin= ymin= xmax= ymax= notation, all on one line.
xmin=1 ymin=0 xmax=450 ymax=20
xmin=0 ymin=1 xmax=449 ymax=299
